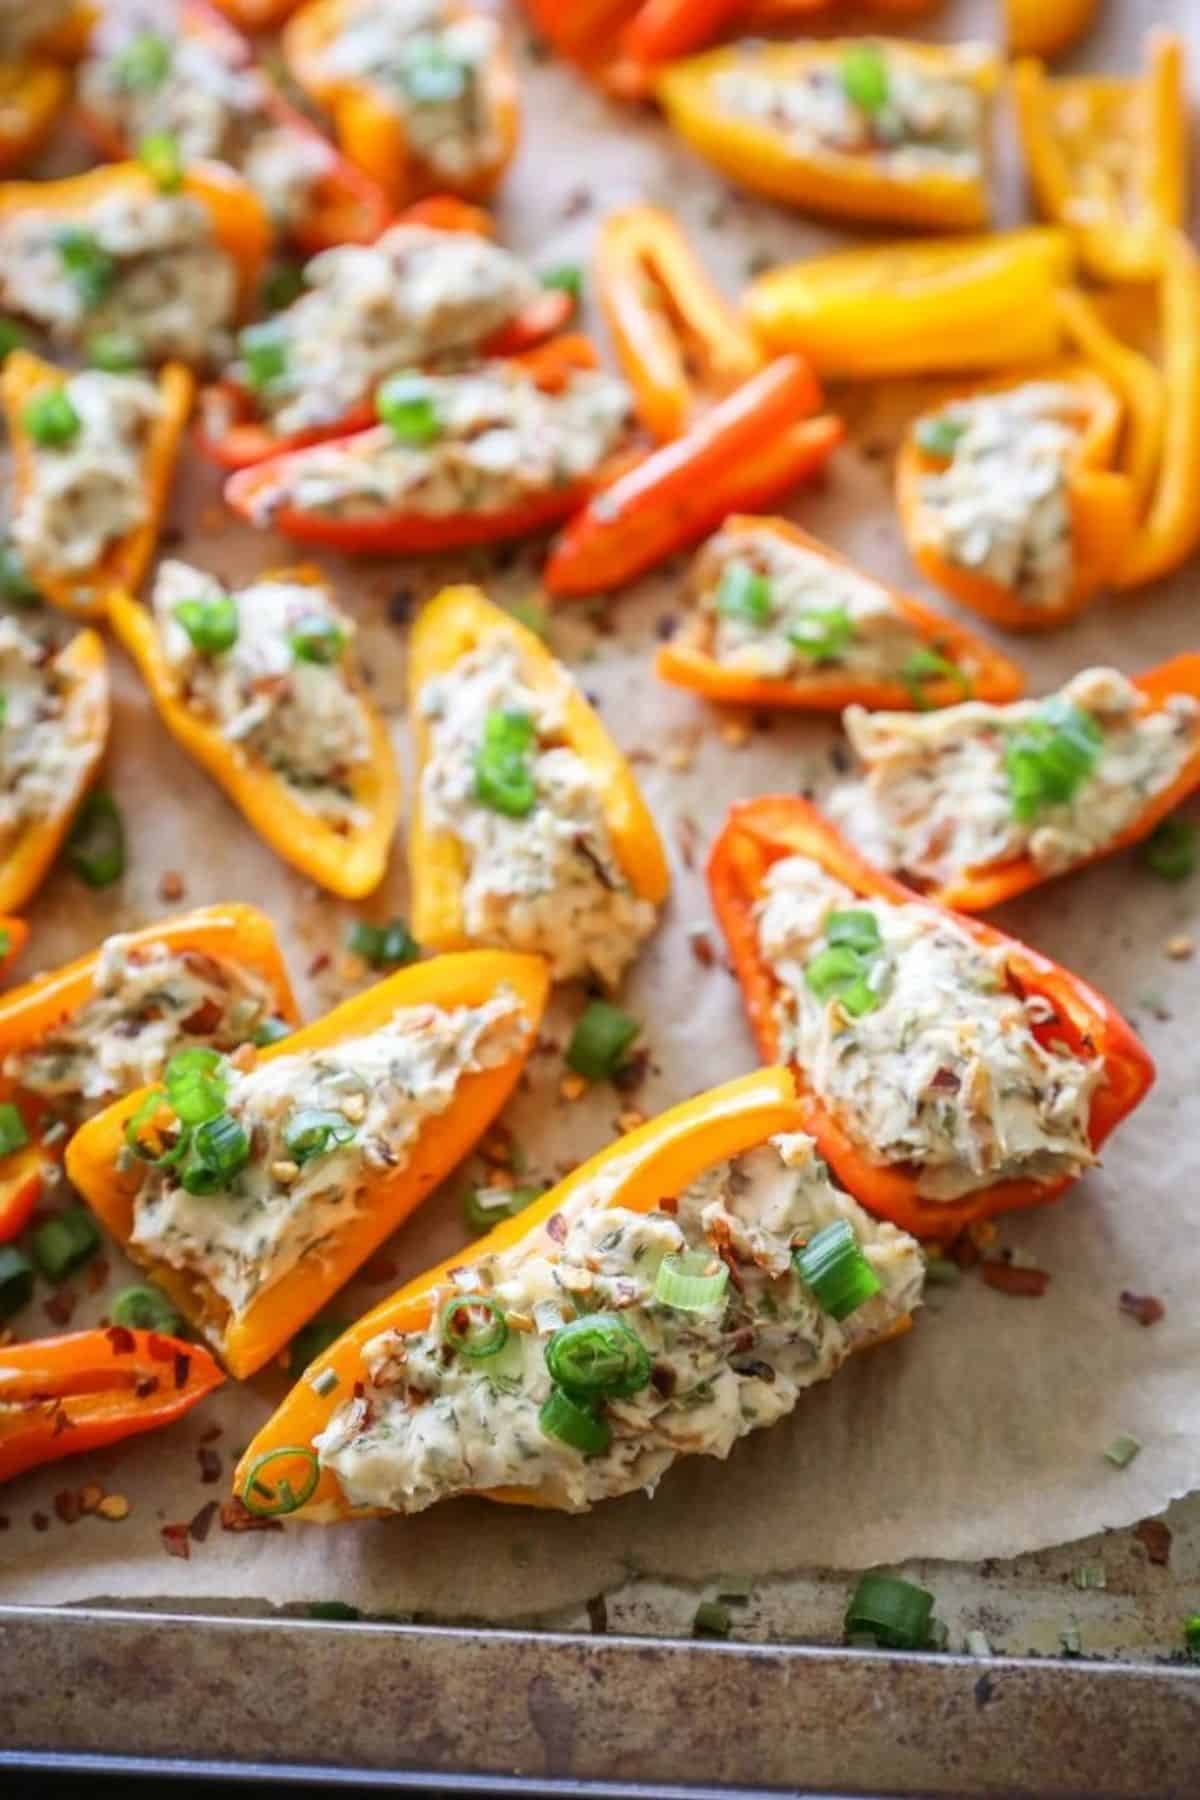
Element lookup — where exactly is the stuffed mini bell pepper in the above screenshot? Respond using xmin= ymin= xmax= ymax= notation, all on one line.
xmin=659 ymin=39 xmax=999 ymax=231
xmin=708 ymin=797 xmax=1154 ymax=1243
xmin=77 ymin=1 xmax=391 ymax=254
xmin=109 ymin=561 xmax=400 ymax=899
xmin=233 ymin=1067 xmax=924 ymax=1521
xmin=657 ymin=513 xmax=1024 ymax=712
xmin=827 ymin=657 xmax=1200 ymax=912
xmin=895 ymin=361 xmax=1137 ymax=632
xmin=66 ymin=950 xmax=549 ymax=1380
xmin=409 ymin=585 xmax=669 ymax=987
xmin=1014 ymin=32 xmax=1186 ymax=283
xmin=197 ymin=210 xmax=575 ymax=471
xmin=225 ymin=336 xmax=634 ymax=555
xmin=282 ymin=0 xmax=519 ymax=208
xmin=1 ymin=349 xmax=193 ymax=621
xmin=0 ymin=905 xmax=297 ymax=1247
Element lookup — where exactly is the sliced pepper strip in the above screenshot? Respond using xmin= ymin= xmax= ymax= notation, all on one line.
xmin=0 ymin=1328 xmax=224 ymax=1485
xmin=234 ymin=1066 xmax=829 ymax=1520
xmin=408 ymin=585 xmax=669 ymax=952
xmin=1006 ymin=0 xmax=1097 ymax=59
xmin=707 ymin=796 xmax=1155 ymax=1242
xmin=108 ymin=564 xmax=400 ymax=899
xmin=596 ymin=205 xmax=761 ymax=443
xmin=0 ymin=629 xmax=108 ymax=914
xmin=1 ymin=349 xmax=194 ymax=622
xmin=659 ymin=40 xmax=999 ymax=231
xmin=66 ymin=950 xmax=549 ymax=1380
xmin=0 ymin=59 xmax=70 ymax=175
xmin=1057 ymin=287 xmax=1165 ymax=518
xmin=1014 ymin=33 xmax=1186 ymax=284
xmin=657 ymin=514 xmax=1025 ymax=711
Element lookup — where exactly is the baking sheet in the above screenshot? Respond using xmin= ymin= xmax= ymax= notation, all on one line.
xmin=2 ymin=0 xmax=1199 ymax=1619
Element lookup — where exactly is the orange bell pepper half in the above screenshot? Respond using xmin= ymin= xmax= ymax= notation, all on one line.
xmin=894 ymin=360 xmax=1137 ymax=632
xmin=544 ymin=356 xmax=838 ymax=597
xmin=65 ymin=951 xmax=549 ymax=1380
xmin=0 ymin=349 xmax=193 ymax=623
xmin=0 ymin=59 xmax=70 ymax=175
xmin=707 ymin=796 xmax=1154 ymax=1243
xmin=596 ymin=205 xmax=761 ymax=443
xmin=408 ymin=584 xmax=669 ymax=954
xmin=657 ymin=514 xmax=1025 ymax=712
xmin=0 ymin=1328 xmax=224 ymax=1486
xmin=108 ymin=564 xmax=400 ymax=899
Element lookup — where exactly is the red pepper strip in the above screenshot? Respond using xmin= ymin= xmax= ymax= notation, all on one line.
xmin=0 ymin=1328 xmax=224 ymax=1484
xmin=707 ymin=795 xmax=1155 ymax=1242
xmin=544 ymin=356 xmax=836 ymax=596
xmin=608 ymin=0 xmax=744 ymax=95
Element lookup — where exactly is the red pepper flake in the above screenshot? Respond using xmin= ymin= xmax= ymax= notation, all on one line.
xmin=612 ymin=1047 xmax=650 ymax=1096
xmin=146 ymin=1331 xmax=176 ymax=1363
xmin=189 ymin=1500 xmax=218 ymax=1544
xmin=50 ymin=1404 xmax=75 ymax=1438
xmin=307 ymin=950 xmax=331 ymax=979
xmin=199 ymin=1423 xmax=223 ymax=1444
xmin=980 ymin=1262 xmax=1050 ymax=1298
xmin=182 ymin=997 xmax=223 ymax=1036
xmin=161 ymin=1522 xmax=191 ymax=1560
xmin=689 ymin=931 xmax=716 ymax=969
xmin=135 ymin=1375 xmax=160 ymax=1399
xmin=53 ymin=1489 xmax=81 ymax=1525
xmin=105 ymin=1324 xmax=136 ymax=1356
xmin=31 ymin=1512 xmax=49 ymax=1532
xmin=220 ymin=1497 xmax=282 ymax=1534
xmin=43 ymin=1289 xmax=76 ymax=1328
xmin=197 ymin=1445 xmax=221 ymax=1485
xmin=158 ymin=869 xmax=186 ymax=902
xmin=1119 ymin=1291 xmax=1165 ymax=1328
xmin=1134 ymin=1518 xmax=1172 ymax=1566
xmin=659 ymin=1195 xmax=678 ymax=1214
xmin=173 ymin=1350 xmax=191 ymax=1391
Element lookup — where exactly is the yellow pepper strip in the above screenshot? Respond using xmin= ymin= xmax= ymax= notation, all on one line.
xmin=596 ymin=205 xmax=761 ymax=442
xmin=1116 ymin=230 xmax=1200 ymax=591
xmin=234 ymin=1066 xmax=813 ymax=1520
xmin=66 ymin=949 xmax=550 ymax=1380
xmin=0 ymin=629 xmax=108 ymax=912
xmin=407 ymin=585 xmax=669 ymax=953
xmin=0 ymin=350 xmax=193 ymax=622
xmin=659 ymin=39 xmax=999 ymax=231
xmin=1056 ymin=287 xmax=1165 ymax=518
xmin=0 ymin=60 xmax=69 ymax=175
xmin=1005 ymin=0 xmax=1097 ymax=59
xmin=743 ymin=229 xmax=1074 ymax=379
xmin=1013 ymin=32 xmax=1187 ymax=284
xmin=109 ymin=565 xmax=401 ymax=900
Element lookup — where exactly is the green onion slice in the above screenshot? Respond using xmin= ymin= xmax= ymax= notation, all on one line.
xmin=66 ymin=791 xmax=126 ymax=888
xmin=565 ymin=1000 xmax=641 ymax=1081
xmin=114 ymin=29 xmax=171 ymax=91
xmin=540 ymin=264 xmax=583 ymax=300
xmin=804 ymin=944 xmax=884 ymax=1017
xmin=440 ymin=1293 xmax=509 ymax=1359
xmin=1184 ymin=1614 xmax=1200 ymax=1657
xmin=0 ymin=1244 xmax=34 ymax=1320
xmin=284 ymin=1107 xmax=356 ymax=1166
xmin=376 ymin=372 xmax=442 ymax=444
xmin=289 ymin=614 xmax=346 ymax=665
xmin=463 ymin=1183 xmax=542 ymax=1235
xmin=346 ymin=918 xmax=420 ymax=968
xmin=139 ymin=131 xmax=183 ymax=193
xmin=23 ymin=387 xmax=80 ymax=448
xmin=544 ymin=1312 xmax=651 ymax=1397
xmin=85 ymin=329 xmax=144 ymax=372
xmin=901 ymin=646 xmax=971 ymax=710
xmin=715 ymin=562 xmax=771 ymax=626
xmin=794 ymin=1219 xmax=882 ymax=1321
xmin=1005 ymin=699 xmax=1103 ymax=822
xmin=788 ymin=605 xmax=854 ymax=664
xmin=473 ymin=708 xmax=538 ymax=817
xmin=0 ymin=1101 xmax=28 ymax=1157
xmin=0 ymin=541 xmax=40 ymax=605
xmin=1141 ymin=815 xmax=1196 ymax=882
xmin=238 ymin=323 xmax=288 ymax=393
xmin=165 ymin=1047 xmax=227 ymax=1126
xmin=539 ymin=1384 xmax=610 ymax=1455
xmin=913 ymin=414 xmax=966 ymax=459
xmin=261 ymin=261 xmax=306 ymax=312
xmin=241 ymin=1445 xmax=321 ymax=1517
xmin=825 ymin=909 xmax=882 ymax=954
xmin=178 ymin=1112 xmax=250 ymax=1195
xmin=111 ymin=1284 xmax=181 ymax=1333
xmin=654 ymin=1250 xmax=729 ymax=1313
xmin=844 ymin=1572 xmax=934 ymax=1650
xmin=55 ymin=227 xmax=116 ymax=309
xmin=174 ymin=593 xmax=238 ymax=655
xmin=841 ymin=44 xmax=890 ymax=114
xmin=32 ymin=1205 xmax=101 ymax=1284
xmin=0 ymin=316 xmax=28 ymax=363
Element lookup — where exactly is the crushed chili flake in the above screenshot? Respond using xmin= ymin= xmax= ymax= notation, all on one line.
xmin=980 ymin=1262 xmax=1050 ymax=1298
xmin=199 ymin=1423 xmax=224 ymax=1444
xmin=612 ymin=1047 xmax=650 ymax=1096
xmin=158 ymin=869 xmax=186 ymax=902
xmin=53 ymin=1489 xmax=81 ymax=1525
xmin=31 ymin=1511 xmax=49 ymax=1532
xmin=307 ymin=951 xmax=331 ymax=979
xmin=688 ymin=929 xmax=716 ymax=969
xmin=1119 ymin=1291 xmax=1165 ymax=1328
xmin=43 ymin=1289 xmax=76 ymax=1328
xmin=197 ymin=1446 xmax=222 ymax=1485
xmin=1134 ymin=1518 xmax=1172 ymax=1565
xmin=135 ymin=1375 xmax=160 ymax=1399
xmin=189 ymin=1500 xmax=218 ymax=1544
xmin=220 ymin=1497 xmax=282 ymax=1534
xmin=161 ymin=1522 xmax=191 ymax=1560
xmin=173 ymin=1351 xmax=191 ymax=1390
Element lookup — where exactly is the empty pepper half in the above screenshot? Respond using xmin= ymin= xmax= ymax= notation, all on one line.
xmin=894 ymin=360 xmax=1137 ymax=632
xmin=544 ymin=355 xmax=840 ymax=597
xmin=233 ymin=1066 xmax=923 ymax=1522
xmin=657 ymin=514 xmax=1024 ymax=712
xmin=282 ymin=0 xmax=520 ymax=208
xmin=659 ymin=39 xmax=999 ymax=232
xmin=65 ymin=950 xmax=550 ymax=1379
xmin=0 ymin=1327 xmax=225 ymax=1485
xmin=707 ymin=796 xmax=1154 ymax=1242
xmin=1014 ymin=32 xmax=1186 ymax=284
xmin=109 ymin=562 xmax=401 ymax=899
xmin=408 ymin=584 xmax=669 ymax=984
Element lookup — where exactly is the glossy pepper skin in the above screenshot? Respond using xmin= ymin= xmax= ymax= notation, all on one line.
xmin=1 ymin=349 xmax=194 ymax=623
xmin=65 ymin=950 xmax=550 ymax=1380
xmin=659 ymin=40 xmax=999 ymax=231
xmin=657 ymin=514 xmax=1025 ymax=712
xmin=707 ymin=796 xmax=1155 ymax=1243
xmin=211 ymin=0 xmax=303 ymax=26
xmin=108 ymin=564 xmax=401 ymax=899
xmin=0 ymin=60 xmax=70 ymax=175
xmin=0 ymin=630 xmax=108 ymax=914
xmin=0 ymin=1328 xmax=225 ymax=1485
xmin=1014 ymin=32 xmax=1186 ymax=284
xmin=282 ymin=0 xmax=520 ymax=208
xmin=1057 ymin=287 xmax=1164 ymax=520
xmin=408 ymin=585 xmax=670 ymax=955
xmin=894 ymin=361 xmax=1137 ymax=633
xmin=1006 ymin=0 xmax=1096 ymax=59
xmin=234 ymin=1065 xmax=912 ymax=1521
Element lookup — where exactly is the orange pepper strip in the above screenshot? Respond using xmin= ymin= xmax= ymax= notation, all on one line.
xmin=234 ymin=1066 xmax=810 ymax=1520
xmin=0 ymin=1328 xmax=224 ymax=1485
xmin=408 ymin=585 xmax=669 ymax=952
xmin=657 ymin=514 xmax=1025 ymax=711
xmin=109 ymin=565 xmax=400 ymax=898
xmin=0 ymin=60 xmax=69 ymax=174
xmin=1005 ymin=0 xmax=1097 ymax=58
xmin=707 ymin=796 xmax=1155 ymax=1244
xmin=66 ymin=950 xmax=550 ymax=1380
xmin=596 ymin=206 xmax=761 ymax=443
xmin=1056 ymin=288 xmax=1165 ymax=518
xmin=1 ymin=350 xmax=193 ymax=623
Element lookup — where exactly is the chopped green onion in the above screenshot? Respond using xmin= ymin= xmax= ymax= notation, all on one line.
xmin=284 ymin=1107 xmax=356 ymax=1166
xmin=1005 ymin=699 xmax=1103 ymax=822
xmin=914 ymin=414 xmax=966 ymax=458
xmin=654 ymin=1250 xmax=729 ymax=1313
xmin=841 ymin=44 xmax=890 ymax=115
xmin=178 ymin=1112 xmax=250 ymax=1195
xmin=0 ymin=1244 xmax=34 ymax=1319
xmin=376 ymin=372 xmax=442 ymax=445
xmin=66 ymin=791 xmax=126 ymax=888
xmin=693 ymin=1599 xmax=732 ymax=1638
xmin=1059 ymin=1626 xmax=1082 ymax=1657
xmin=844 ymin=1573 xmax=934 ymax=1650
xmin=262 ymin=261 xmax=306 ymax=312
xmin=110 ymin=1284 xmax=181 ymax=1333
xmin=1141 ymin=815 xmax=1196 ymax=882
xmin=825 ymin=909 xmax=882 ymax=955
xmin=1103 ymin=1432 xmax=1141 ymax=1468
xmin=346 ymin=917 xmax=420 ymax=968
xmin=85 ymin=329 xmax=144 ymax=372
xmin=163 ymin=1048 xmax=227 ymax=1126
xmin=1071 ymin=1563 xmax=1106 ymax=1590
xmin=241 ymin=1445 xmax=320 ymax=1516
xmin=566 ymin=1000 xmax=641 ymax=1081
xmin=32 ymin=1205 xmax=101 ymax=1283
xmin=715 ymin=562 xmax=771 ymax=626
xmin=312 ymin=1366 xmax=339 ymax=1397
xmin=545 ymin=1313 xmax=651 ymax=1397
xmin=238 ymin=323 xmax=288 ymax=392
xmin=23 ymin=387 xmax=80 ymax=448
xmin=901 ymin=646 xmax=971 ymax=710
xmin=289 ymin=614 xmax=346 ymax=665
xmin=540 ymin=264 xmax=583 ymax=301
xmin=794 ymin=1219 xmax=882 ymax=1321
xmin=0 ymin=316 xmax=28 ymax=363
xmin=124 ymin=1091 xmax=187 ymax=1166
xmin=804 ymin=944 xmax=884 ymax=1017
xmin=463 ymin=1183 xmax=542 ymax=1235
xmin=397 ymin=35 xmax=470 ymax=103
xmin=172 ymin=593 xmax=238 ymax=657
xmin=253 ymin=1014 xmax=292 ymax=1047
xmin=114 ymin=29 xmax=171 ymax=91
xmin=788 ymin=605 xmax=854 ymax=664
xmin=539 ymin=1384 xmax=610 ymax=1455
xmin=288 ymin=1316 xmax=346 ymax=1377
xmin=139 ymin=131 xmax=183 ymax=193
xmin=0 ymin=1102 xmax=28 ymax=1157
xmin=56 ymin=227 xmax=116 ymax=309
xmin=474 ymin=708 xmax=538 ymax=817
xmin=440 ymin=1292 xmax=508 ymax=1359
xmin=0 ymin=541 xmax=40 ymax=605
xmin=306 ymin=1600 xmax=360 ymax=1621
xmin=1184 ymin=1614 xmax=1200 ymax=1659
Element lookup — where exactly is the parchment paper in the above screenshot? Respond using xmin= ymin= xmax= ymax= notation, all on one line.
xmin=2 ymin=0 xmax=1199 ymax=1617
